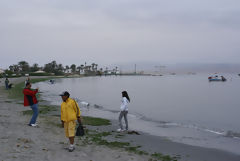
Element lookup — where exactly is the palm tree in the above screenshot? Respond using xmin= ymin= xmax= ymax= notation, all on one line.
xmin=70 ymin=64 xmax=76 ymax=74
xmin=80 ymin=65 xmax=84 ymax=73
xmin=50 ymin=61 xmax=57 ymax=70
xmin=58 ymin=64 xmax=64 ymax=73
xmin=18 ymin=61 xmax=29 ymax=72
xmin=9 ymin=65 xmax=14 ymax=72
xmin=104 ymin=67 xmax=108 ymax=75
xmin=13 ymin=65 xmax=20 ymax=73
xmin=91 ymin=63 xmax=95 ymax=71
xmin=77 ymin=66 xmax=81 ymax=74
xmin=31 ymin=63 xmax=39 ymax=72
xmin=95 ymin=64 xmax=98 ymax=71
xmin=65 ymin=65 xmax=69 ymax=73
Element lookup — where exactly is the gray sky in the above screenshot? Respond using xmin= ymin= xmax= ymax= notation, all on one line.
xmin=0 ymin=0 xmax=240 ymax=69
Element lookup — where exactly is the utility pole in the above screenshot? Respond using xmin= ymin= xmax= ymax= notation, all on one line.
xmin=134 ymin=64 xmax=137 ymax=74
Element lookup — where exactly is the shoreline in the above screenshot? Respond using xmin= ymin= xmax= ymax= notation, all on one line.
xmin=1 ymin=77 xmax=240 ymax=161
xmin=0 ymin=77 xmax=152 ymax=161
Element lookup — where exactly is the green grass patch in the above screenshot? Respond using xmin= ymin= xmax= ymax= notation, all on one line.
xmin=8 ymin=82 xmax=26 ymax=100
xmin=78 ymin=129 xmax=179 ymax=160
xmin=8 ymin=77 xmax=54 ymax=100
xmin=88 ymin=131 xmax=129 ymax=148
xmin=22 ymin=105 xmax=57 ymax=115
xmin=82 ymin=116 xmax=111 ymax=126
xmin=4 ymin=100 xmax=13 ymax=103
xmin=80 ymin=130 xmax=149 ymax=157
xmin=151 ymin=152 xmax=178 ymax=161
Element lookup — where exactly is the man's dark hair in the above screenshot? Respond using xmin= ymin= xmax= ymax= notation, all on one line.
xmin=25 ymin=82 xmax=31 ymax=87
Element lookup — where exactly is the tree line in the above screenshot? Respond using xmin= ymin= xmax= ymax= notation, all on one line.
xmin=3 ymin=60 xmax=102 ymax=76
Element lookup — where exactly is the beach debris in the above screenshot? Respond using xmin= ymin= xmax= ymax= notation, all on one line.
xmin=94 ymin=104 xmax=103 ymax=109
xmin=42 ymin=148 xmax=48 ymax=151
xmin=225 ymin=131 xmax=240 ymax=138
xmin=80 ymin=101 xmax=89 ymax=106
xmin=17 ymin=138 xmax=32 ymax=144
xmin=127 ymin=131 xmax=140 ymax=135
xmin=24 ymin=145 xmax=30 ymax=149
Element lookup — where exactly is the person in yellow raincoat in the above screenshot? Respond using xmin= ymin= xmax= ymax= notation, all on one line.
xmin=60 ymin=91 xmax=81 ymax=152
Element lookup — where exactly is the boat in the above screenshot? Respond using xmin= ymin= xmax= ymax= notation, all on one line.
xmin=208 ymin=75 xmax=226 ymax=82
xmin=151 ymin=74 xmax=163 ymax=76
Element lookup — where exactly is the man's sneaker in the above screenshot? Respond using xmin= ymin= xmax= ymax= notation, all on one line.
xmin=68 ymin=146 xmax=75 ymax=152
xmin=117 ymin=128 xmax=124 ymax=132
xmin=29 ymin=124 xmax=38 ymax=127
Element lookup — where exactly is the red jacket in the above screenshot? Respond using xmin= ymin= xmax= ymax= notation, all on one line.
xmin=23 ymin=88 xmax=38 ymax=106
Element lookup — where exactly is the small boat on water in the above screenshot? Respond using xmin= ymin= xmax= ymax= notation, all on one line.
xmin=208 ymin=75 xmax=226 ymax=82
xmin=151 ymin=74 xmax=163 ymax=76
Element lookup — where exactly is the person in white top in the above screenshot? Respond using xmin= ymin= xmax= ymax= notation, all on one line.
xmin=117 ymin=91 xmax=130 ymax=132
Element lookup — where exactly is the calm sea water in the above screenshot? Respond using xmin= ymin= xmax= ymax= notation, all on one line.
xmin=34 ymin=74 xmax=240 ymax=154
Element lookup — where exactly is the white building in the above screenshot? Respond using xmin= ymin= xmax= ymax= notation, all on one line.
xmin=64 ymin=69 xmax=72 ymax=74
xmin=34 ymin=70 xmax=46 ymax=74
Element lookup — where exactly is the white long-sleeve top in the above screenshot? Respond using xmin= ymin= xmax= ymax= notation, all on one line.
xmin=120 ymin=97 xmax=129 ymax=111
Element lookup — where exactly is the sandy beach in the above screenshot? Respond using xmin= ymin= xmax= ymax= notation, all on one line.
xmin=0 ymin=77 xmax=151 ymax=161
xmin=1 ymin=77 xmax=240 ymax=161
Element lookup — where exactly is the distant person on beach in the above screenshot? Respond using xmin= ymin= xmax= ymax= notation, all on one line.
xmin=49 ymin=79 xmax=54 ymax=84
xmin=5 ymin=78 xmax=9 ymax=90
xmin=25 ymin=76 xmax=30 ymax=86
xmin=221 ymin=76 xmax=226 ymax=81
xmin=60 ymin=91 xmax=81 ymax=152
xmin=117 ymin=91 xmax=130 ymax=132
xmin=23 ymin=82 xmax=39 ymax=127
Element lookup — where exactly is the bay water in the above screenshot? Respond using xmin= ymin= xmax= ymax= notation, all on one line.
xmin=34 ymin=74 xmax=240 ymax=154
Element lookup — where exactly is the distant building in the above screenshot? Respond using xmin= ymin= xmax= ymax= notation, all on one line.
xmin=83 ymin=66 xmax=95 ymax=75
xmin=105 ymin=69 xmax=120 ymax=75
xmin=34 ymin=70 xmax=46 ymax=74
xmin=64 ymin=69 xmax=72 ymax=74
xmin=34 ymin=70 xmax=46 ymax=73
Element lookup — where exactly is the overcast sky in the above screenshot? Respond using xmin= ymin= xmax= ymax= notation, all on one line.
xmin=0 ymin=0 xmax=240 ymax=69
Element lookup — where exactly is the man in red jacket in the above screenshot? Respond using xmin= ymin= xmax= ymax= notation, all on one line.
xmin=23 ymin=82 xmax=39 ymax=127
